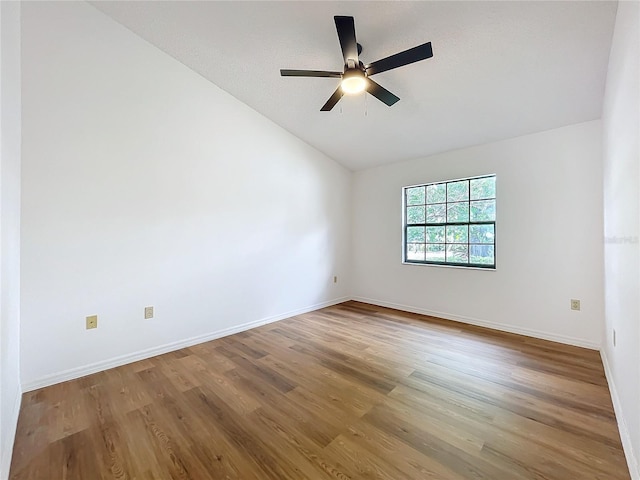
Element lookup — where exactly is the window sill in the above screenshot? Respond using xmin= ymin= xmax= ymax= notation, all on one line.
xmin=402 ymin=261 xmax=496 ymax=271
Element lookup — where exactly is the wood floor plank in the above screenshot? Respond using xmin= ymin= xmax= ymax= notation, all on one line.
xmin=342 ymin=417 xmax=469 ymax=480
xmin=10 ymin=301 xmax=631 ymax=479
xmin=246 ymin=405 xmax=353 ymax=480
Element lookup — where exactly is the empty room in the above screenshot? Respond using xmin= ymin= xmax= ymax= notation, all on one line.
xmin=1 ymin=1 xmax=638 ymax=479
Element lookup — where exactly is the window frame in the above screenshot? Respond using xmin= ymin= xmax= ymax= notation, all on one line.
xmin=402 ymin=174 xmax=496 ymax=269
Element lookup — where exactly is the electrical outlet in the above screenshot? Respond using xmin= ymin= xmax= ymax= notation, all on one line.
xmin=570 ymin=299 xmax=580 ymax=311
xmin=86 ymin=315 xmax=98 ymax=330
xmin=144 ymin=306 xmax=154 ymax=319
xmin=333 ymin=276 xmax=338 ymax=284
xmin=613 ymin=329 xmax=616 ymax=347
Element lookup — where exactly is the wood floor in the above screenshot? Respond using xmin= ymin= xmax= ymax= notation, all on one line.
xmin=10 ymin=301 xmax=629 ymax=479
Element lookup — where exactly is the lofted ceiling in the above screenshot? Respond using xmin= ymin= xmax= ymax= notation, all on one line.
xmin=91 ymin=1 xmax=617 ymax=171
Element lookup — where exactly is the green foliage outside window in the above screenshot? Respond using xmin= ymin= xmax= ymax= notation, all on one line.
xmin=404 ymin=175 xmax=496 ymax=268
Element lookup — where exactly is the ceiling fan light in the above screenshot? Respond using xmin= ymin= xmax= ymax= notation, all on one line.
xmin=341 ymin=71 xmax=367 ymax=94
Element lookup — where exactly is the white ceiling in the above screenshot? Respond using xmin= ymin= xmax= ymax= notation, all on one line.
xmin=91 ymin=1 xmax=617 ymax=171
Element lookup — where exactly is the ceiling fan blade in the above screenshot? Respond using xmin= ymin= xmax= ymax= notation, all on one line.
xmin=280 ymin=69 xmax=342 ymax=78
xmin=320 ymin=86 xmax=344 ymax=111
xmin=365 ymin=42 xmax=433 ymax=76
xmin=365 ymin=79 xmax=400 ymax=106
xmin=334 ymin=16 xmax=359 ymax=66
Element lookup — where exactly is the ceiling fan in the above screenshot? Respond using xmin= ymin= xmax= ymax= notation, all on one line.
xmin=280 ymin=16 xmax=433 ymax=111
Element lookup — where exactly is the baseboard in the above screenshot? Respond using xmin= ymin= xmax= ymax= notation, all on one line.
xmin=22 ymin=296 xmax=350 ymax=392
xmin=601 ymin=350 xmax=640 ymax=480
xmin=0 ymin=386 xmax=22 ymax=480
xmin=350 ymin=296 xmax=600 ymax=350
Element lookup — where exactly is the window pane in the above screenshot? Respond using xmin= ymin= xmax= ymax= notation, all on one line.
xmin=447 ymin=181 xmax=469 ymax=202
xmin=426 ymin=244 xmax=445 ymax=262
xmin=426 ymin=204 xmax=446 ymax=223
xmin=470 ymin=245 xmax=495 ymax=265
xmin=406 ymin=186 xmax=425 ymax=206
xmin=426 ymin=183 xmax=446 ymax=204
xmin=407 ymin=243 xmax=425 ymax=261
xmin=403 ymin=175 xmax=496 ymax=269
xmin=470 ymin=200 xmax=496 ymax=221
xmin=470 ymin=177 xmax=496 ymax=200
xmin=470 ymin=224 xmax=495 ymax=244
xmin=446 ymin=244 xmax=468 ymax=263
xmin=447 ymin=202 xmax=469 ymax=223
xmin=426 ymin=226 xmax=445 ymax=243
xmin=406 ymin=226 xmax=425 ymax=243
xmin=446 ymin=225 xmax=468 ymax=244
xmin=406 ymin=206 xmax=425 ymax=224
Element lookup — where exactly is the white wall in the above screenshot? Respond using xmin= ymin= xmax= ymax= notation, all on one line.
xmin=0 ymin=2 xmax=22 ymax=478
xmin=602 ymin=1 xmax=640 ymax=478
xmin=352 ymin=120 xmax=604 ymax=348
xmin=20 ymin=2 xmax=351 ymax=389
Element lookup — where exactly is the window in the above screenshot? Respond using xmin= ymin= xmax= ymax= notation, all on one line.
xmin=403 ymin=175 xmax=496 ymax=268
